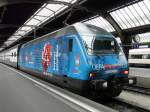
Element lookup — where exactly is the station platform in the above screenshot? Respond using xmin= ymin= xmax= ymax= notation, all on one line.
xmin=129 ymin=67 xmax=150 ymax=89
xmin=0 ymin=63 xmax=115 ymax=112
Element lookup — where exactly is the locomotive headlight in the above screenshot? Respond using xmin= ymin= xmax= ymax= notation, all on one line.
xmin=89 ymin=73 xmax=96 ymax=78
xmin=102 ymin=82 xmax=108 ymax=88
xmin=121 ymin=70 xmax=129 ymax=75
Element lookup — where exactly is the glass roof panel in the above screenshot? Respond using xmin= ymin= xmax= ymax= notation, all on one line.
xmin=16 ymin=31 xmax=26 ymax=36
xmin=110 ymin=0 xmax=150 ymax=29
xmin=124 ymin=7 xmax=140 ymax=26
xmin=138 ymin=1 xmax=150 ymax=23
xmin=84 ymin=16 xmax=115 ymax=32
xmin=37 ymin=7 xmax=53 ymax=16
xmin=119 ymin=8 xmax=135 ymax=27
xmin=5 ymin=41 xmax=13 ymax=46
xmin=2 ymin=0 xmax=78 ymax=48
xmin=19 ymin=26 xmax=32 ymax=31
xmin=110 ymin=12 xmax=128 ymax=29
xmin=55 ymin=5 xmax=68 ymax=14
xmin=117 ymin=10 xmax=131 ymax=28
xmin=128 ymin=5 xmax=143 ymax=26
xmin=132 ymin=3 xmax=145 ymax=25
xmin=136 ymin=2 xmax=149 ymax=24
xmin=99 ymin=17 xmax=114 ymax=32
xmin=13 ymin=36 xmax=22 ymax=39
xmin=143 ymin=0 xmax=150 ymax=11
xmin=8 ymin=36 xmax=17 ymax=40
xmin=55 ymin=0 xmax=71 ymax=3
xmin=46 ymin=4 xmax=63 ymax=12
xmin=26 ymin=18 xmax=40 ymax=26
xmin=96 ymin=18 xmax=107 ymax=30
xmin=54 ymin=0 xmax=77 ymax=4
xmin=70 ymin=0 xmax=78 ymax=3
xmin=34 ymin=16 xmax=47 ymax=22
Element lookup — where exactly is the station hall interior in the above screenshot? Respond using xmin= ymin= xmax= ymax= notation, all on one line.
xmin=0 ymin=0 xmax=150 ymax=112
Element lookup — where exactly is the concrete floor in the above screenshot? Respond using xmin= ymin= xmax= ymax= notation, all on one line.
xmin=130 ymin=67 xmax=150 ymax=78
xmin=0 ymin=63 xmax=115 ymax=112
xmin=118 ymin=90 xmax=150 ymax=111
xmin=129 ymin=67 xmax=150 ymax=88
xmin=0 ymin=64 xmax=79 ymax=112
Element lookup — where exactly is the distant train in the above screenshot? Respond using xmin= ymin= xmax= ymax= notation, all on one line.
xmin=0 ymin=23 xmax=136 ymax=97
xmin=129 ymin=48 xmax=150 ymax=67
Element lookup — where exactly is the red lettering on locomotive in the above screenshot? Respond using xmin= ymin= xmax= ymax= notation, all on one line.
xmin=42 ymin=43 xmax=52 ymax=74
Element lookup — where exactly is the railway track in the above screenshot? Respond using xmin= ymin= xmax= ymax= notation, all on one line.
xmin=90 ymin=97 xmax=149 ymax=112
xmin=86 ymin=89 xmax=150 ymax=112
xmin=104 ymin=98 xmax=148 ymax=112
xmin=124 ymin=86 xmax=150 ymax=96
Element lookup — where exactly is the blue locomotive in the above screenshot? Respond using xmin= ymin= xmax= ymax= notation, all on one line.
xmin=0 ymin=23 xmax=136 ymax=97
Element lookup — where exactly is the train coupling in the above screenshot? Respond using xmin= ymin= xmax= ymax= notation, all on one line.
xmin=121 ymin=77 xmax=137 ymax=85
xmin=90 ymin=80 xmax=108 ymax=91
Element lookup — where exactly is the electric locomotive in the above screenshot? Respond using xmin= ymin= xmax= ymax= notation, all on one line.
xmin=0 ymin=23 xmax=136 ymax=97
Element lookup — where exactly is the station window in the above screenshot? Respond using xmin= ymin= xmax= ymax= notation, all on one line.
xmin=131 ymin=55 xmax=142 ymax=59
xmin=148 ymin=55 xmax=150 ymax=59
xmin=142 ymin=54 xmax=150 ymax=59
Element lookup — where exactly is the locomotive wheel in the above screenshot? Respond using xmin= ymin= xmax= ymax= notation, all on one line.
xmin=107 ymin=85 xmax=122 ymax=97
xmin=97 ymin=85 xmax=122 ymax=98
xmin=98 ymin=78 xmax=123 ymax=98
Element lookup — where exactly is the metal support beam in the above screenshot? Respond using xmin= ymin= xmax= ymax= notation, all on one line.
xmin=0 ymin=0 xmax=86 ymax=49
xmin=103 ymin=13 xmax=122 ymax=36
xmin=125 ymin=24 xmax=150 ymax=36
xmin=103 ymin=13 xmax=132 ymax=59
xmin=0 ymin=0 xmax=72 ymax=7
xmin=0 ymin=7 xmax=7 ymax=23
xmin=33 ymin=28 xmax=36 ymax=39
xmin=0 ymin=24 xmax=53 ymax=31
xmin=0 ymin=24 xmax=35 ymax=29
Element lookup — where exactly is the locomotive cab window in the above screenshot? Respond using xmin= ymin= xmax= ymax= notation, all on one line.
xmin=68 ymin=39 xmax=73 ymax=52
xmin=92 ymin=39 xmax=118 ymax=54
xmin=79 ymin=24 xmax=120 ymax=55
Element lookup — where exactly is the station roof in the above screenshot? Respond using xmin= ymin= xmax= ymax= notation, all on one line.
xmin=0 ymin=0 xmax=150 ymax=50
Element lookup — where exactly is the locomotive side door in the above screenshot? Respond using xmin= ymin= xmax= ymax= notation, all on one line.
xmin=66 ymin=36 xmax=75 ymax=78
xmin=58 ymin=37 xmax=69 ymax=75
xmin=68 ymin=37 xmax=74 ymax=72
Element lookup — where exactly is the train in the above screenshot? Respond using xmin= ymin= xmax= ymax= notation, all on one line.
xmin=0 ymin=23 xmax=136 ymax=97
xmin=129 ymin=48 xmax=150 ymax=67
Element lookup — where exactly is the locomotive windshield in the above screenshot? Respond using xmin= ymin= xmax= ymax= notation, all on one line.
xmin=83 ymin=37 xmax=119 ymax=55
xmin=92 ymin=38 xmax=118 ymax=54
xmin=77 ymin=24 xmax=119 ymax=55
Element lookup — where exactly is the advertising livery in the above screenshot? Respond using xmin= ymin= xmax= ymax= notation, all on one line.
xmin=0 ymin=23 xmax=136 ymax=97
